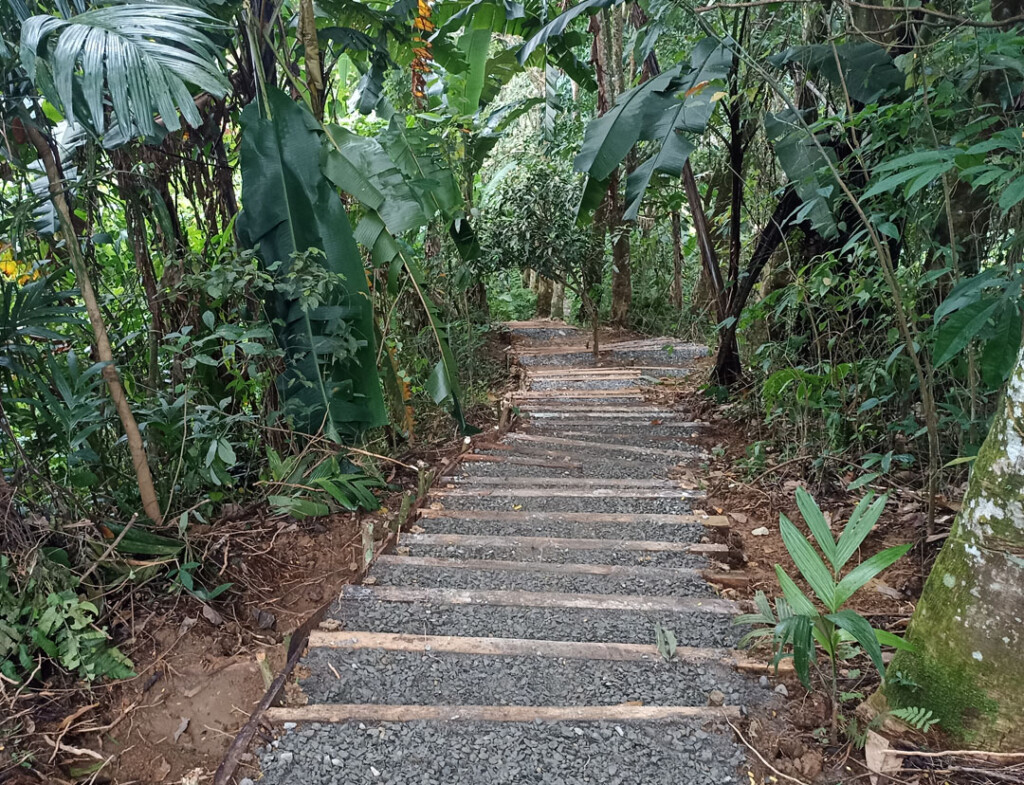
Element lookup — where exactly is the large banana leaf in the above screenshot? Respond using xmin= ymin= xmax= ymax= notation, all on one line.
xmin=237 ymin=88 xmax=386 ymax=441
xmin=574 ymin=38 xmax=731 ymax=221
xmin=321 ymin=124 xmax=476 ymax=433
xmin=769 ymin=42 xmax=903 ymax=106
xmin=20 ymin=3 xmax=229 ymax=138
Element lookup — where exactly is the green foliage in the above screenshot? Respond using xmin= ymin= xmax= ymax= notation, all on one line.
xmin=0 ymin=555 xmax=134 ymax=682
xmin=890 ymin=706 xmax=939 ymax=732
xmin=20 ymin=3 xmax=229 ymax=139
xmin=265 ymin=447 xmax=386 ymax=519
xmin=737 ymin=489 xmax=912 ymax=726
xmin=237 ymin=87 xmax=387 ymax=441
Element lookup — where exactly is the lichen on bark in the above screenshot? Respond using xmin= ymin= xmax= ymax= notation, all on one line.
xmin=885 ymin=347 xmax=1024 ymax=749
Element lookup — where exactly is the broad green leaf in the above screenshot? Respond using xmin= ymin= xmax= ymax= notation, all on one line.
xmin=825 ymin=609 xmax=885 ymax=675
xmin=981 ymin=302 xmax=1022 ymax=388
xmin=794 ymin=487 xmax=837 ymax=570
xmin=875 ymin=628 xmax=914 ymax=652
xmin=769 ymin=42 xmax=902 ymax=104
xmin=933 ymin=299 xmax=1001 ymax=367
xmin=779 ymin=514 xmax=837 ymax=611
xmin=833 ymin=544 xmax=912 ymax=608
xmin=237 ymin=88 xmax=386 ymax=440
xmin=576 ymin=38 xmax=730 ymax=220
xmin=20 ymin=5 xmax=229 ymax=139
xmin=835 ymin=493 xmax=887 ymax=569
xmin=998 ymin=176 xmax=1024 ymax=213
xmin=774 ymin=614 xmax=814 ymax=687
xmin=773 ymin=564 xmax=817 ymax=616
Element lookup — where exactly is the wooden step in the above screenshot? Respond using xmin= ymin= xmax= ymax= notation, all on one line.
xmin=418 ymin=509 xmax=728 ymax=527
xmin=266 ymin=703 xmax=742 ymax=724
xmin=307 ymin=630 xmax=768 ymax=672
xmin=443 ymin=477 xmax=692 ymax=489
xmin=431 ymin=487 xmax=703 ymax=500
xmin=401 ymin=532 xmax=729 ymax=554
xmin=459 ymin=454 xmax=582 ymax=469
xmin=376 ymin=554 xmax=713 ymax=578
xmin=509 ymin=433 xmax=697 ymax=458
xmin=339 ymin=584 xmax=739 ymax=614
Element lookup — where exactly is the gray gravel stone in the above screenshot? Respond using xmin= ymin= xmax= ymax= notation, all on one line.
xmin=299 ymin=649 xmax=762 ymax=708
xmin=402 ymin=542 xmax=710 ymax=568
xmin=258 ymin=720 xmax=745 ymax=785
xmin=328 ymin=600 xmax=740 ymax=647
xmin=371 ymin=563 xmax=715 ymax=597
xmin=414 ymin=516 xmax=705 ymax=543
xmin=435 ymin=494 xmax=698 ymax=516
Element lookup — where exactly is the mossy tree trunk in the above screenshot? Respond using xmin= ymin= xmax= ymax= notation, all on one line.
xmin=885 ymin=346 xmax=1024 ymax=749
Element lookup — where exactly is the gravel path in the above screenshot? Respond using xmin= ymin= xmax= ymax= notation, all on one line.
xmin=300 ymin=649 xmax=762 ymax=707
xmin=371 ymin=562 xmax=716 ymax=597
xmin=434 ymin=494 xmax=698 ymax=515
xmin=401 ymin=542 xmax=711 ymax=568
xmin=255 ymin=322 xmax=754 ymax=785
xmin=414 ymin=516 xmax=705 ymax=542
xmin=328 ymin=599 xmax=741 ymax=647
xmin=259 ymin=720 xmax=746 ymax=785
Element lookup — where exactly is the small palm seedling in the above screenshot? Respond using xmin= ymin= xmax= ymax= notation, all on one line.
xmin=737 ymin=487 xmax=912 ymax=741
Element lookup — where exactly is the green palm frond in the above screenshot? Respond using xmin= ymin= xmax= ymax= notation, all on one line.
xmin=20 ymin=2 xmax=230 ymax=138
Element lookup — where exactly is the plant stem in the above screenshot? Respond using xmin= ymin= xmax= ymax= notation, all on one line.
xmin=26 ymin=123 xmax=163 ymax=524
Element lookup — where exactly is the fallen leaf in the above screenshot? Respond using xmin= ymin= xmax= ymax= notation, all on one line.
xmin=728 ymin=512 xmax=749 ymax=524
xmin=865 ymin=730 xmax=901 ymax=785
xmin=173 ymin=716 xmax=190 ymax=743
xmin=155 ymin=756 xmax=171 ymax=782
xmin=181 ymin=768 xmax=204 ymax=785
xmin=201 ymin=604 xmax=223 ymax=627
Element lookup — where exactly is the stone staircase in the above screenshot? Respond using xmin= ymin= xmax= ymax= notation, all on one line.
xmin=256 ymin=321 xmax=766 ymax=785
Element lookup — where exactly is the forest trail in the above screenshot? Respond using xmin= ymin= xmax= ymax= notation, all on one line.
xmin=255 ymin=321 xmax=772 ymax=785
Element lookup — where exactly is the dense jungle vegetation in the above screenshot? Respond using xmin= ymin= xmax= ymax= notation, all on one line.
xmin=1 ymin=0 xmax=1023 ymax=775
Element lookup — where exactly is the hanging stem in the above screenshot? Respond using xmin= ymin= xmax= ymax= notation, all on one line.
xmin=27 ymin=123 xmax=163 ymax=524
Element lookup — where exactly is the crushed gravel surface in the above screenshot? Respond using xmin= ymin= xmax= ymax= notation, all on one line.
xmin=328 ymin=600 xmax=740 ymax=646
xmin=434 ymin=494 xmax=698 ymax=516
xmin=451 ymin=459 xmax=673 ymax=480
xmin=299 ymin=649 xmax=761 ymax=707
xmin=259 ymin=720 xmax=747 ymax=785
xmin=371 ymin=562 xmax=715 ymax=597
xmin=414 ymin=516 xmax=705 ymax=543
xmin=402 ymin=542 xmax=710 ymax=568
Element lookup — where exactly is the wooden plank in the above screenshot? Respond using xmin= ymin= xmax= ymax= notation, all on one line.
xmin=402 ymin=533 xmax=727 ymax=555
xmin=266 ymin=704 xmax=742 ymax=724
xmin=310 ymin=630 xmax=721 ymax=661
xmin=444 ymin=477 xmax=687 ymax=489
xmin=417 ymin=509 xmax=729 ymax=528
xmin=513 ymin=389 xmax=644 ymax=399
xmin=430 ymin=487 xmax=703 ymax=500
xmin=527 ymin=412 xmax=688 ymax=420
xmin=457 ymin=454 xmax=582 ymax=469
xmin=340 ymin=584 xmax=739 ymax=614
xmin=509 ymin=433 xmax=696 ymax=458
xmin=376 ymin=554 xmax=705 ymax=578
xmin=527 ymin=366 xmax=690 ymax=376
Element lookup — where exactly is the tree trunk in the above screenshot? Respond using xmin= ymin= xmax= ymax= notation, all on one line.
xmin=884 ymin=346 xmax=1024 ymax=748
xmin=550 ymin=280 xmax=565 ymax=320
xmin=712 ymin=187 xmax=801 ymax=386
xmin=28 ymin=127 xmax=163 ymax=524
xmin=609 ymin=198 xmax=631 ymax=327
xmin=535 ymin=276 xmax=553 ymax=318
xmin=670 ymin=210 xmax=683 ymax=309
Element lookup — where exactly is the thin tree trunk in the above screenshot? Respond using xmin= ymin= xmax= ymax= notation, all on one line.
xmin=28 ymin=126 xmax=162 ymax=524
xmin=670 ymin=210 xmax=683 ymax=309
xmin=682 ymin=161 xmax=727 ymax=323
xmin=712 ymin=187 xmax=801 ymax=386
xmin=883 ymin=344 xmax=1024 ymax=748
xmin=535 ymin=277 xmax=553 ymax=318
xmin=550 ymin=280 xmax=565 ymax=319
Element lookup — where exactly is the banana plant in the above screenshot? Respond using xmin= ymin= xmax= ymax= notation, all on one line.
xmin=237 ymin=87 xmax=388 ymax=441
